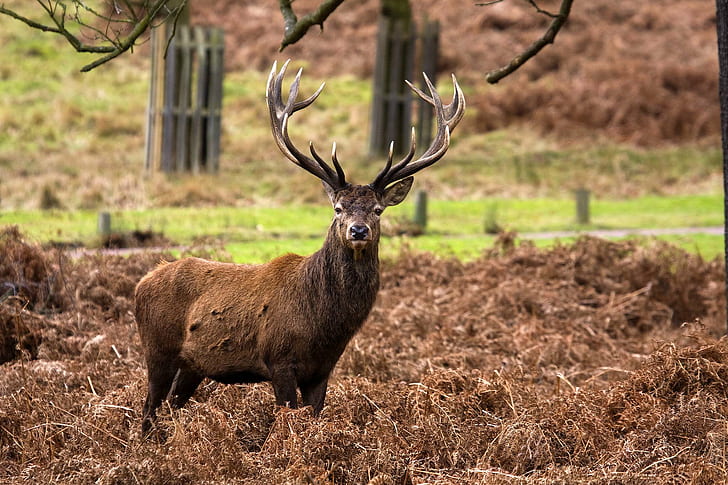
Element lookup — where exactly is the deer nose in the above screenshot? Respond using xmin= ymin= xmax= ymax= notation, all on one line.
xmin=349 ymin=224 xmax=369 ymax=240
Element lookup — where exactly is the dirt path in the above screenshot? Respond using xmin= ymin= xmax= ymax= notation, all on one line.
xmin=520 ymin=226 xmax=724 ymax=240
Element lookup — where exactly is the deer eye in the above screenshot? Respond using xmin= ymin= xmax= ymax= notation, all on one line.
xmin=374 ymin=208 xmax=383 ymax=216
xmin=334 ymin=206 xmax=343 ymax=215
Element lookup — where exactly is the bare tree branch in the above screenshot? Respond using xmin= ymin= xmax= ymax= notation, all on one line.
xmin=483 ymin=0 xmax=574 ymax=84
xmin=475 ymin=0 xmax=505 ymax=7
xmin=525 ymin=0 xmax=558 ymax=18
xmin=80 ymin=0 xmax=172 ymax=71
xmin=0 ymin=4 xmax=64 ymax=36
xmin=278 ymin=0 xmax=345 ymax=51
xmin=0 ymin=0 xmax=181 ymax=71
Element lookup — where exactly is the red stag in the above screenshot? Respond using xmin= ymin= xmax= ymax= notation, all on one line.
xmin=135 ymin=60 xmax=465 ymax=434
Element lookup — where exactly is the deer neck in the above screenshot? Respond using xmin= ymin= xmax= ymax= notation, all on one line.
xmin=314 ymin=226 xmax=380 ymax=292
xmin=302 ymin=227 xmax=380 ymax=328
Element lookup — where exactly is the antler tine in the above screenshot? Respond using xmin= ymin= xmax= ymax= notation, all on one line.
xmin=407 ymin=74 xmax=465 ymax=130
xmin=445 ymin=74 xmax=466 ymax=128
xmin=266 ymin=60 xmax=348 ymax=190
xmin=330 ymin=142 xmax=347 ymax=186
xmin=309 ymin=141 xmax=346 ymax=188
xmin=370 ymin=73 xmax=465 ymax=192
xmin=369 ymin=129 xmax=416 ymax=190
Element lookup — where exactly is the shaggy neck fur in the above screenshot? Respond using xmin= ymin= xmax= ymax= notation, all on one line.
xmin=302 ymin=224 xmax=380 ymax=348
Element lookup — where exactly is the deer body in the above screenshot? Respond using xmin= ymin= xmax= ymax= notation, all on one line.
xmin=136 ymin=236 xmax=377 ymax=424
xmin=135 ymin=61 xmax=464 ymax=435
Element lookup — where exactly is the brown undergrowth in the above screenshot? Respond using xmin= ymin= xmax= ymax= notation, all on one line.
xmin=0 ymin=228 xmax=726 ymax=483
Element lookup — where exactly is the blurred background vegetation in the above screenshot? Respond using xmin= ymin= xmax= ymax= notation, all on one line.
xmin=0 ymin=0 xmax=722 ymax=260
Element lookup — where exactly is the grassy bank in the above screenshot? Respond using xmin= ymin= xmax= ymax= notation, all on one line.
xmin=2 ymin=193 xmax=723 ymax=262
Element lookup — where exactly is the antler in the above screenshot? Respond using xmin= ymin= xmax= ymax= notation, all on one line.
xmin=266 ymin=60 xmax=348 ymax=190
xmin=369 ymin=73 xmax=466 ymax=192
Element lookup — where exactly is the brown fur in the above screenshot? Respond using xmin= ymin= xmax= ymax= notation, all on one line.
xmin=135 ymin=181 xmax=412 ymax=434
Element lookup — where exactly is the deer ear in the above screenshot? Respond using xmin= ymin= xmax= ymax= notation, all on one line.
xmin=382 ymin=177 xmax=414 ymax=207
xmin=323 ymin=181 xmax=337 ymax=204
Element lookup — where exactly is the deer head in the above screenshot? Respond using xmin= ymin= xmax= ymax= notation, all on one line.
xmin=266 ymin=60 xmax=465 ymax=256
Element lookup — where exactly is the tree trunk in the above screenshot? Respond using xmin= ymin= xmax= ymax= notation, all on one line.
xmin=380 ymin=0 xmax=411 ymax=24
xmin=716 ymin=0 xmax=728 ymax=333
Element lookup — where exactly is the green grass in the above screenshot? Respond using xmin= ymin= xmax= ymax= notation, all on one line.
xmin=0 ymin=206 xmax=330 ymax=244
xmin=2 ymin=193 xmax=723 ymax=262
xmin=660 ymin=234 xmax=725 ymax=261
xmin=387 ymin=194 xmax=724 ymax=235
xmin=4 ymin=194 xmax=722 ymax=244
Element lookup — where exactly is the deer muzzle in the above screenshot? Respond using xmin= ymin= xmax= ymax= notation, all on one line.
xmin=348 ymin=224 xmax=371 ymax=249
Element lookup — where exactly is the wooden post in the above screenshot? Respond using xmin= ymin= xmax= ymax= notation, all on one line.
xmin=145 ymin=27 xmax=166 ymax=172
xmin=174 ymin=26 xmax=192 ymax=172
xmin=370 ymin=18 xmax=387 ymax=156
xmin=206 ymin=27 xmax=224 ymax=173
xmin=413 ymin=189 xmax=428 ymax=229
xmin=160 ymin=29 xmax=178 ymax=173
xmin=97 ymin=212 xmax=111 ymax=237
xmin=417 ymin=18 xmax=439 ymax=149
xmin=190 ymin=26 xmax=207 ymax=174
xmin=575 ymin=188 xmax=590 ymax=225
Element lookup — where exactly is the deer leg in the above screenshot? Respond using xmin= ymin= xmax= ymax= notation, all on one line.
xmin=168 ymin=368 xmax=203 ymax=409
xmin=141 ymin=358 xmax=177 ymax=436
xmin=270 ymin=365 xmax=298 ymax=409
xmin=301 ymin=377 xmax=329 ymax=416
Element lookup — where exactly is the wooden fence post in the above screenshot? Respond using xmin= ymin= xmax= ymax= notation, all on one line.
xmin=97 ymin=212 xmax=111 ymax=238
xmin=575 ymin=188 xmax=590 ymax=225
xmin=413 ymin=189 xmax=428 ymax=229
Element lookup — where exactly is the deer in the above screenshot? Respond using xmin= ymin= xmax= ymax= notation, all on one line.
xmin=134 ymin=59 xmax=465 ymax=435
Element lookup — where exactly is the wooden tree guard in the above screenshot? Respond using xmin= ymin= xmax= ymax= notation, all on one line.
xmin=370 ymin=17 xmax=440 ymax=158
xmin=146 ymin=25 xmax=224 ymax=173
xmin=370 ymin=18 xmax=416 ymax=157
